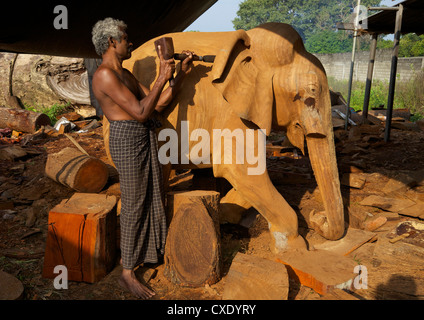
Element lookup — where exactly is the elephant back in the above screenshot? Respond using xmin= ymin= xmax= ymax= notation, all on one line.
xmin=123 ymin=31 xmax=249 ymax=90
xmin=247 ymin=23 xmax=305 ymax=68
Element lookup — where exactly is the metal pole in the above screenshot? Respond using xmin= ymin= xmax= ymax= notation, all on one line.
xmin=384 ymin=4 xmax=403 ymax=142
xmin=345 ymin=0 xmax=361 ymax=130
xmin=362 ymin=32 xmax=378 ymax=123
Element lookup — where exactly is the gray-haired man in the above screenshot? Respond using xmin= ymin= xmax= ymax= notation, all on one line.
xmin=91 ymin=17 xmax=193 ymax=299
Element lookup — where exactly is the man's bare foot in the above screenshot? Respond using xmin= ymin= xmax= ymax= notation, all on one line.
xmin=118 ymin=268 xmax=155 ymax=299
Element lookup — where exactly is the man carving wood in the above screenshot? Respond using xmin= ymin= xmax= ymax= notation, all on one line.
xmin=91 ymin=17 xmax=193 ymax=299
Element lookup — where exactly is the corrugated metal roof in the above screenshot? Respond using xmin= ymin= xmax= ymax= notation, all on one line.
xmin=0 ymin=0 xmax=218 ymax=58
xmin=337 ymin=0 xmax=424 ymax=35
xmin=365 ymin=0 xmax=424 ymax=35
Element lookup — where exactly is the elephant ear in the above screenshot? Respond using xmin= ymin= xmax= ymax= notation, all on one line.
xmin=211 ymin=31 xmax=274 ymax=134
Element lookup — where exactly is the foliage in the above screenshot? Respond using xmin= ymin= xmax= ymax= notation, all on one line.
xmin=233 ymin=0 xmax=379 ymax=41
xmin=329 ymin=77 xmax=387 ymax=111
xmin=233 ymin=1 xmax=424 ymax=56
xmin=395 ymin=68 xmax=424 ymax=117
xmin=399 ymin=33 xmax=424 ymax=57
xmin=24 ymin=102 xmax=71 ymax=125
xmin=328 ymin=70 xmax=424 ymax=119
xmin=304 ymin=30 xmax=353 ymax=54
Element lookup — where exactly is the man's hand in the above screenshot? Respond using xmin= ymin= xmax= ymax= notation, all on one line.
xmin=180 ymin=50 xmax=194 ymax=74
xmin=157 ymin=45 xmax=176 ymax=81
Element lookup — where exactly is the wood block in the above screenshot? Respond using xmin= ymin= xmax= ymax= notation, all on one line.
xmin=164 ymin=195 xmax=221 ymax=287
xmin=43 ymin=193 xmax=117 ymax=283
xmin=276 ymin=249 xmax=357 ymax=295
xmin=58 ymin=122 xmax=72 ymax=134
xmin=223 ymin=252 xmax=289 ymax=300
xmin=399 ymin=202 xmax=424 ymax=219
xmin=340 ymin=172 xmax=366 ymax=189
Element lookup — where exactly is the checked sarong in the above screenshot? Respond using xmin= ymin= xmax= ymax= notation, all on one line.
xmin=109 ymin=119 xmax=167 ymax=269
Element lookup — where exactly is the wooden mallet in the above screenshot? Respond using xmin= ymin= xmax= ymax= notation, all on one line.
xmin=154 ymin=37 xmax=216 ymax=86
xmin=154 ymin=37 xmax=176 ymax=87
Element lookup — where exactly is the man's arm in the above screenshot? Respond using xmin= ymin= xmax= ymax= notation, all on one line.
xmin=138 ymin=51 xmax=194 ymax=113
xmin=95 ymin=46 xmax=175 ymax=122
xmin=95 ymin=68 xmax=169 ymax=122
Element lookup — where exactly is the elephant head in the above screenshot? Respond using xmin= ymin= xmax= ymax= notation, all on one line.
xmin=211 ymin=23 xmax=345 ymax=241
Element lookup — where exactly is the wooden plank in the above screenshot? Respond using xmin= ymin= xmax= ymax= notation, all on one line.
xmin=359 ymin=195 xmax=415 ymax=213
xmin=223 ymin=252 xmax=289 ymax=300
xmin=320 ymin=288 xmax=360 ymax=300
xmin=276 ymin=249 xmax=357 ymax=295
xmin=314 ymin=228 xmax=378 ymax=256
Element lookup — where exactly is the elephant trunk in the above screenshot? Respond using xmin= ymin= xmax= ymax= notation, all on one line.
xmin=301 ymin=101 xmax=345 ymax=240
xmin=306 ymin=134 xmax=345 ymax=240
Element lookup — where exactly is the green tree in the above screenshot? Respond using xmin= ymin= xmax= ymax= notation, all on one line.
xmin=233 ymin=0 xmax=380 ymax=41
xmin=304 ymin=30 xmax=353 ymax=53
xmin=399 ymin=33 xmax=424 ymax=57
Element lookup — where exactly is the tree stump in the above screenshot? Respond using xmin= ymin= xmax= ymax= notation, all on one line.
xmin=222 ymin=252 xmax=289 ymax=300
xmin=0 ymin=106 xmax=51 ymax=133
xmin=42 ymin=193 xmax=117 ymax=283
xmin=166 ymin=190 xmax=220 ymax=226
xmin=45 ymin=147 xmax=109 ymax=193
xmin=164 ymin=190 xmax=221 ymax=287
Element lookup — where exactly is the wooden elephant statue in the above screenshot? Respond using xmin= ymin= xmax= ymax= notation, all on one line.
xmin=104 ymin=22 xmax=345 ymax=253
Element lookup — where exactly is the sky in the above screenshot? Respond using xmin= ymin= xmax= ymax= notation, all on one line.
xmin=185 ymin=0 xmax=405 ymax=32
xmin=185 ymin=0 xmax=242 ymax=32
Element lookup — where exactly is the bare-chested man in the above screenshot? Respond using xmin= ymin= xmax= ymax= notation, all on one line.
xmin=91 ymin=17 xmax=193 ymax=299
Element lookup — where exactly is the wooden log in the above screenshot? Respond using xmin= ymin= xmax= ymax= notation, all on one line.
xmin=45 ymin=147 xmax=109 ymax=193
xmin=0 ymin=106 xmax=51 ymax=133
xmin=5 ymin=54 xmax=90 ymax=106
xmin=42 ymin=193 xmax=117 ymax=283
xmin=164 ymin=190 xmax=221 ymax=287
xmin=222 ymin=252 xmax=289 ymax=300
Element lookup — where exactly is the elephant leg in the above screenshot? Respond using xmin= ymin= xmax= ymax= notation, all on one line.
xmin=215 ymin=163 xmax=306 ymax=253
xmin=219 ymin=188 xmax=252 ymax=224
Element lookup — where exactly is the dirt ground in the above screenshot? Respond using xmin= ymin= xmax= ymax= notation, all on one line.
xmin=1 ymin=115 xmax=424 ymax=301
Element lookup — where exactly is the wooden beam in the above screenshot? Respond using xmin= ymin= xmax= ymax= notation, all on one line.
xmin=384 ymin=4 xmax=404 ymax=142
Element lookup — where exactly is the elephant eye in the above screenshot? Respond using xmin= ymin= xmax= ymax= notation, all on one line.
xmin=304 ymin=97 xmax=316 ymax=108
xmin=306 ymin=84 xmax=320 ymax=96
